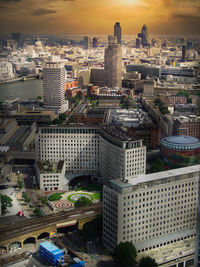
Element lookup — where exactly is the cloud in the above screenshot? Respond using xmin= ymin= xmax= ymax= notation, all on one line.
xmin=32 ymin=8 xmax=57 ymax=16
xmin=0 ymin=0 xmax=21 ymax=2
xmin=172 ymin=13 xmax=200 ymax=21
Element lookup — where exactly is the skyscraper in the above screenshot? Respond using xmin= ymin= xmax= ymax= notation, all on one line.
xmin=104 ymin=36 xmax=122 ymax=88
xmin=92 ymin=37 xmax=98 ymax=48
xmin=114 ymin=22 xmax=122 ymax=44
xmin=137 ymin=25 xmax=149 ymax=48
xmin=43 ymin=62 xmax=68 ymax=114
xmin=11 ymin=32 xmax=23 ymax=48
xmin=182 ymin=44 xmax=186 ymax=62
xmin=83 ymin=36 xmax=91 ymax=50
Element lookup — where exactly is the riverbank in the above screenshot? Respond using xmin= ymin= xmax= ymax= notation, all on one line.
xmin=0 ymin=75 xmax=41 ymax=84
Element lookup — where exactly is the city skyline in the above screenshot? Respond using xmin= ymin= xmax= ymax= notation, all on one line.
xmin=0 ymin=0 xmax=200 ymax=35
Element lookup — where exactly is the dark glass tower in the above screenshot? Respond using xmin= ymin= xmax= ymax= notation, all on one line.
xmin=114 ymin=22 xmax=122 ymax=44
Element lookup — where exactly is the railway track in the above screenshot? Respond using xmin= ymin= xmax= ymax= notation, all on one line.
xmin=0 ymin=203 xmax=102 ymax=242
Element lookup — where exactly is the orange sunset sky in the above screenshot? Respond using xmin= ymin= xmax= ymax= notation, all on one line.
xmin=0 ymin=0 xmax=200 ymax=35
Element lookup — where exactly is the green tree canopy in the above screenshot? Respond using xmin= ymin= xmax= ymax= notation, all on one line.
xmin=59 ymin=113 xmax=67 ymax=121
xmin=176 ymin=90 xmax=190 ymax=98
xmin=139 ymin=256 xmax=158 ymax=267
xmin=82 ymin=223 xmax=98 ymax=242
xmin=33 ymin=208 xmax=43 ymax=217
xmin=0 ymin=194 xmax=12 ymax=214
xmin=154 ymin=98 xmax=163 ymax=107
xmin=17 ymin=177 xmax=23 ymax=189
xmin=149 ymin=157 xmax=165 ymax=173
xmin=74 ymin=196 xmax=91 ymax=208
xmin=113 ymin=242 xmax=137 ymax=267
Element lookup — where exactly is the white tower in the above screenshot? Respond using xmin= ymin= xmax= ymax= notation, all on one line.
xmin=43 ymin=62 xmax=68 ymax=114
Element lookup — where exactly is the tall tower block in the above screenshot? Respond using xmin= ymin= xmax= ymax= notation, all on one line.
xmin=43 ymin=62 xmax=67 ymax=114
xmin=104 ymin=36 xmax=122 ymax=88
xmin=114 ymin=22 xmax=122 ymax=44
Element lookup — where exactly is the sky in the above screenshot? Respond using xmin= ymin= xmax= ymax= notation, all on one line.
xmin=0 ymin=0 xmax=200 ymax=35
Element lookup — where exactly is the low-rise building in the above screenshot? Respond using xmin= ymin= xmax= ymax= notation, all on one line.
xmin=35 ymin=160 xmax=67 ymax=191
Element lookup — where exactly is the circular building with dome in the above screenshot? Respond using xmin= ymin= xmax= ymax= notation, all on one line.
xmin=160 ymin=135 xmax=200 ymax=168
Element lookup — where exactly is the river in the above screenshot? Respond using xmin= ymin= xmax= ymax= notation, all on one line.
xmin=0 ymin=79 xmax=43 ymax=101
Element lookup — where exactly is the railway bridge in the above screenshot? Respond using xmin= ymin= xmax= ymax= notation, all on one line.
xmin=0 ymin=203 xmax=102 ymax=253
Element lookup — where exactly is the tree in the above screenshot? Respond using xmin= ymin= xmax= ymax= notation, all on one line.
xmin=154 ymin=98 xmax=163 ymax=107
xmin=17 ymin=176 xmax=23 ymax=189
xmin=159 ymin=105 xmax=170 ymax=114
xmin=37 ymin=96 xmax=42 ymax=100
xmin=39 ymin=196 xmax=48 ymax=206
xmin=33 ymin=208 xmax=43 ymax=217
xmin=59 ymin=113 xmax=67 ymax=121
xmin=113 ymin=242 xmax=137 ymax=267
xmin=0 ymin=194 xmax=12 ymax=214
xmin=176 ymin=90 xmax=190 ymax=98
xmin=149 ymin=157 xmax=165 ymax=173
xmin=22 ymin=192 xmax=30 ymax=203
xmin=139 ymin=256 xmax=158 ymax=267
xmin=74 ymin=196 xmax=91 ymax=208
xmin=82 ymin=223 xmax=98 ymax=242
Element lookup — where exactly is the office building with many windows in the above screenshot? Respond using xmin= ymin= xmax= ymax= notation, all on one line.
xmin=35 ymin=125 xmax=146 ymax=189
xmin=103 ymin=165 xmax=200 ymax=257
xmin=43 ymin=62 xmax=68 ymax=114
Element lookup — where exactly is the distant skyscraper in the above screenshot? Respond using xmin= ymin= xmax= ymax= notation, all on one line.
xmin=104 ymin=36 xmax=122 ymax=88
xmin=43 ymin=62 xmax=67 ymax=114
xmin=182 ymin=45 xmax=186 ymax=62
xmin=137 ymin=25 xmax=149 ymax=48
xmin=114 ymin=22 xmax=122 ymax=44
xmin=92 ymin=37 xmax=98 ymax=48
xmin=83 ymin=36 xmax=91 ymax=50
xmin=11 ymin=32 xmax=22 ymax=48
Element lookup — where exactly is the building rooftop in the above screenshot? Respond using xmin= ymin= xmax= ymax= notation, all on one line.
xmin=40 ymin=241 xmax=63 ymax=255
xmin=100 ymin=125 xmax=138 ymax=142
xmin=37 ymin=160 xmax=64 ymax=174
xmin=162 ymin=135 xmax=199 ymax=145
xmin=111 ymin=164 xmax=200 ymax=188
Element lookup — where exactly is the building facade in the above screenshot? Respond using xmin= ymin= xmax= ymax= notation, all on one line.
xmin=35 ymin=125 xmax=146 ymax=187
xmin=43 ymin=62 xmax=68 ymax=114
xmin=114 ymin=22 xmax=122 ymax=44
xmin=173 ymin=115 xmax=200 ymax=139
xmin=103 ymin=165 xmax=200 ymax=256
xmin=99 ymin=126 xmax=146 ymax=184
xmin=161 ymin=135 xmax=200 ymax=168
xmin=104 ymin=36 xmax=122 ymax=88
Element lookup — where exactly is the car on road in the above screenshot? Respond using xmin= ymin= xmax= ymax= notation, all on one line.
xmin=17 ymin=211 xmax=25 ymax=217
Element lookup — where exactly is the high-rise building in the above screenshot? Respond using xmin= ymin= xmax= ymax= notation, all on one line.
xmin=182 ymin=44 xmax=186 ymax=62
xmin=104 ymin=36 xmax=122 ymax=88
xmin=11 ymin=32 xmax=23 ymax=48
xmin=83 ymin=36 xmax=91 ymax=50
xmin=114 ymin=22 xmax=122 ymax=44
xmin=103 ymin=165 xmax=200 ymax=263
xmin=43 ymin=62 xmax=68 ymax=114
xmin=92 ymin=37 xmax=98 ymax=48
xmin=137 ymin=25 xmax=149 ymax=48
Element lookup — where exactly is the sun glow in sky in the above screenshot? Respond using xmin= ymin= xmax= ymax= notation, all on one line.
xmin=0 ymin=0 xmax=200 ymax=35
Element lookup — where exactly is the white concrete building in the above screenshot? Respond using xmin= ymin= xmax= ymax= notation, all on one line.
xmin=0 ymin=61 xmax=15 ymax=81
xmin=103 ymin=165 xmax=200 ymax=259
xmin=43 ymin=62 xmax=68 ymax=114
xmin=35 ymin=160 xmax=67 ymax=191
xmin=99 ymin=126 xmax=146 ymax=184
xmin=35 ymin=125 xmax=146 ymax=188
